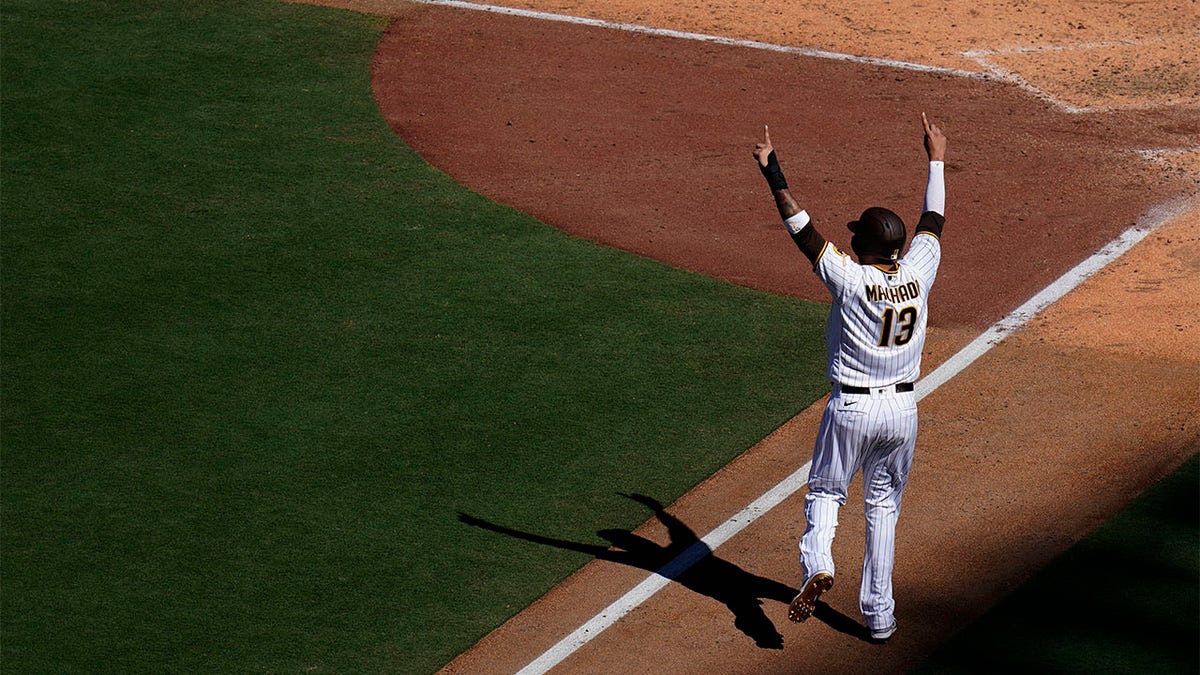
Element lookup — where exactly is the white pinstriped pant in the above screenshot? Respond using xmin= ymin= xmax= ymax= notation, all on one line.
xmin=799 ymin=388 xmax=918 ymax=631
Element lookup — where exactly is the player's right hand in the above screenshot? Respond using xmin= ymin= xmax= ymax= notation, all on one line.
xmin=754 ymin=125 xmax=774 ymax=167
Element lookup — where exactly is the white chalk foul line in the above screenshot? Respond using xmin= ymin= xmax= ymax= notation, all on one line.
xmin=517 ymin=193 xmax=1199 ymax=674
xmin=410 ymin=0 xmax=1190 ymax=116
xmin=516 ymin=462 xmax=813 ymax=675
xmin=412 ymin=0 xmax=1182 ymax=114
xmin=915 ymin=194 xmax=1197 ymax=398
xmin=411 ymin=0 xmax=989 ymax=81
xmin=962 ymin=53 xmax=1096 ymax=114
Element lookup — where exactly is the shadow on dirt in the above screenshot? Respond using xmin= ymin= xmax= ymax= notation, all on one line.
xmin=913 ymin=453 xmax=1199 ymax=674
xmin=460 ymin=492 xmax=874 ymax=649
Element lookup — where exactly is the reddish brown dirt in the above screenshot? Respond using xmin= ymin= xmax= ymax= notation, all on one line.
xmin=367 ymin=4 xmax=1197 ymax=333
xmin=299 ymin=0 xmax=1200 ymax=112
xmin=286 ymin=0 xmax=1199 ymax=672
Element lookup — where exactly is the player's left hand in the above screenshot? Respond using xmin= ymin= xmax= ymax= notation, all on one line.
xmin=922 ymin=113 xmax=947 ymax=162
xmin=753 ymin=125 xmax=774 ymax=167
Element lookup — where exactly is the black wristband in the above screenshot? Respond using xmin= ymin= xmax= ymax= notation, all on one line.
xmin=759 ymin=151 xmax=788 ymax=191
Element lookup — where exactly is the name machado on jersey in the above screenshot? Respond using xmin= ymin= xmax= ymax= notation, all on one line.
xmin=865 ymin=280 xmax=921 ymax=304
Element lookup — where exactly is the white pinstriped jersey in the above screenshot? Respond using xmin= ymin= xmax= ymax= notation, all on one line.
xmin=814 ymin=230 xmax=941 ymax=387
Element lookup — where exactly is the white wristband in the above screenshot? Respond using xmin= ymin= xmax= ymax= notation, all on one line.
xmin=785 ymin=210 xmax=811 ymax=234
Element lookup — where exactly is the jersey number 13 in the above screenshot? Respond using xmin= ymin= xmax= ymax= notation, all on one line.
xmin=878 ymin=306 xmax=918 ymax=347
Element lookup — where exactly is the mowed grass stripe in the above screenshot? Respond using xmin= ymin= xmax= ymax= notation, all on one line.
xmin=0 ymin=1 xmax=827 ymax=672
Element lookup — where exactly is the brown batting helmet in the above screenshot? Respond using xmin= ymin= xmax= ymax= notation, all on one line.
xmin=848 ymin=207 xmax=906 ymax=262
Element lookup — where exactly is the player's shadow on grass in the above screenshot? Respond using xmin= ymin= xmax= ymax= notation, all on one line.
xmin=460 ymin=492 xmax=869 ymax=648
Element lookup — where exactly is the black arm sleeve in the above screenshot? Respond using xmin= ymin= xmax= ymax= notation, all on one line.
xmin=915 ymin=211 xmax=945 ymax=238
xmin=759 ymin=151 xmax=788 ymax=191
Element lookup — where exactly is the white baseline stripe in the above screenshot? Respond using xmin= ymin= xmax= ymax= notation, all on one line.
xmin=410 ymin=0 xmax=989 ymax=80
xmin=917 ymin=193 xmax=1197 ymax=398
xmin=517 ymin=462 xmax=813 ymax=675
xmin=964 ymin=54 xmax=1095 ymax=114
xmin=517 ymin=193 xmax=1199 ymax=675
xmin=962 ymin=39 xmax=1142 ymax=57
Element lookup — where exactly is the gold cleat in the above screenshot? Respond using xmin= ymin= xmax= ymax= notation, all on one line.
xmin=788 ymin=572 xmax=834 ymax=623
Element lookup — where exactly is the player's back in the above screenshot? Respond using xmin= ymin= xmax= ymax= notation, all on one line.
xmin=819 ymin=233 xmax=940 ymax=387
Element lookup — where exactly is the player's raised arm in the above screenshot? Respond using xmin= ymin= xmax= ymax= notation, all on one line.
xmin=921 ymin=113 xmax=947 ymax=217
xmin=754 ymin=125 xmax=825 ymax=264
xmin=754 ymin=126 xmax=802 ymax=220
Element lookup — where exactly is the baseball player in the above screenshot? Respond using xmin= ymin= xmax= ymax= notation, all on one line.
xmin=752 ymin=113 xmax=947 ymax=642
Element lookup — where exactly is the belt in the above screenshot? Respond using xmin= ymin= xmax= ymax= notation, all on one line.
xmin=838 ymin=382 xmax=914 ymax=395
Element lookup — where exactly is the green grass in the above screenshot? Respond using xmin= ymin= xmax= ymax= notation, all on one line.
xmin=0 ymin=1 xmax=829 ymax=671
xmin=12 ymin=3 xmax=1191 ymax=673
xmin=916 ymin=453 xmax=1199 ymax=674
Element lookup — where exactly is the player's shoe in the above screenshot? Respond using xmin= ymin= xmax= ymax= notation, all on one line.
xmin=787 ymin=572 xmax=833 ymax=623
xmin=869 ymin=620 xmax=898 ymax=642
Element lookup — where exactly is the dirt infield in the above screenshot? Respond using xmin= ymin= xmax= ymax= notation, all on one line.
xmin=367 ymin=3 xmax=1196 ymax=333
xmin=290 ymin=0 xmax=1198 ymax=671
